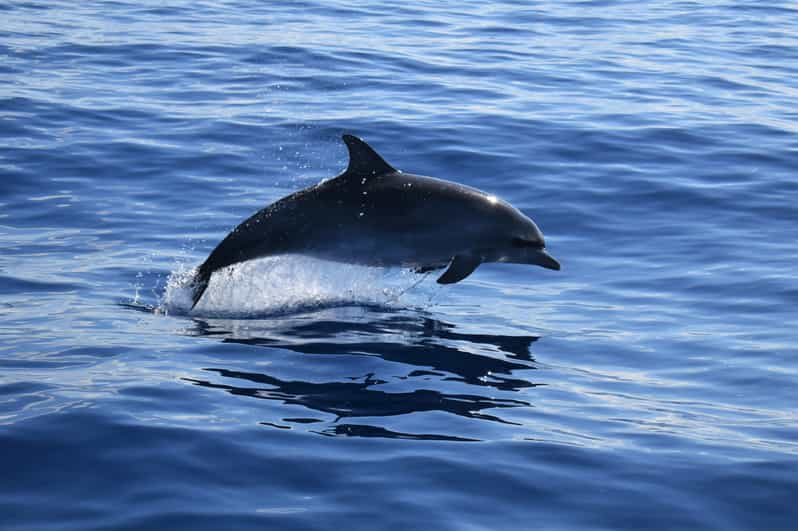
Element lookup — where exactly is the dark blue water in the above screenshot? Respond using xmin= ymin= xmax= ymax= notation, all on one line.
xmin=2 ymin=1 xmax=797 ymax=529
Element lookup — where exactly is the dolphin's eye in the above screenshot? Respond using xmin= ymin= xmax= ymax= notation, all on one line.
xmin=512 ymin=237 xmax=543 ymax=249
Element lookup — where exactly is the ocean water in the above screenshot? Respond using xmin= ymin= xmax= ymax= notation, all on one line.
xmin=2 ymin=1 xmax=797 ymax=529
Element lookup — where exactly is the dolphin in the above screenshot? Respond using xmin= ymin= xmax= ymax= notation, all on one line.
xmin=190 ymin=134 xmax=559 ymax=309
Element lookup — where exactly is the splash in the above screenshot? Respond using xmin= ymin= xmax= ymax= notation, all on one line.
xmin=158 ymin=255 xmax=440 ymax=318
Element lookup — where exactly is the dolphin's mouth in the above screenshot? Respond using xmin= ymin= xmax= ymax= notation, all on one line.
xmin=535 ymin=249 xmax=561 ymax=271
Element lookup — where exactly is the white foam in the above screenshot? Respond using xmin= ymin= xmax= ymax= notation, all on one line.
xmin=158 ymin=255 xmax=440 ymax=318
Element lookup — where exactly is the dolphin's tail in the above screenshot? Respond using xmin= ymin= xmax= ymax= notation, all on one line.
xmin=190 ymin=262 xmax=213 ymax=310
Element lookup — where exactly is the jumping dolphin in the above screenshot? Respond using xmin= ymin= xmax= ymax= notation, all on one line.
xmin=190 ymin=135 xmax=559 ymax=308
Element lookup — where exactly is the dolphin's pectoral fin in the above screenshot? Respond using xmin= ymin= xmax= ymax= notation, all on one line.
xmin=437 ymin=254 xmax=482 ymax=284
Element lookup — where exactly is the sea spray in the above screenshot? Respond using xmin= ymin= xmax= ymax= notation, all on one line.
xmin=159 ymin=255 xmax=439 ymax=318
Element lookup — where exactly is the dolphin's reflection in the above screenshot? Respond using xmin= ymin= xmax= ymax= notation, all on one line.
xmin=186 ymin=368 xmax=528 ymax=422
xmin=182 ymin=307 xmax=544 ymax=440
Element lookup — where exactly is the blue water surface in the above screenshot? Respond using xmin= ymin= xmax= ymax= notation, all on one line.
xmin=2 ymin=1 xmax=797 ymax=529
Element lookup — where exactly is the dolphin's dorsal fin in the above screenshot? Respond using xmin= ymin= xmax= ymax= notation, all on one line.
xmin=437 ymin=254 xmax=482 ymax=284
xmin=342 ymin=134 xmax=397 ymax=177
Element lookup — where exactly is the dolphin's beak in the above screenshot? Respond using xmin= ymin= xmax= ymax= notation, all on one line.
xmin=533 ymin=249 xmax=561 ymax=271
